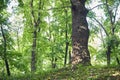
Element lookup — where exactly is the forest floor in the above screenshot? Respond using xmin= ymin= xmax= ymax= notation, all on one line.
xmin=1 ymin=65 xmax=120 ymax=80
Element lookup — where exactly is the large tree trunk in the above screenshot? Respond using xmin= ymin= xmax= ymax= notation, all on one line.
xmin=71 ymin=0 xmax=91 ymax=65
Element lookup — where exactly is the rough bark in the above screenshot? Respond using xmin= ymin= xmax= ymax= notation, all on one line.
xmin=71 ymin=0 xmax=91 ymax=65
xmin=1 ymin=25 xmax=10 ymax=76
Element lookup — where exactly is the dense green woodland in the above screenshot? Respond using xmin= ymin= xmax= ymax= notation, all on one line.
xmin=0 ymin=0 xmax=120 ymax=80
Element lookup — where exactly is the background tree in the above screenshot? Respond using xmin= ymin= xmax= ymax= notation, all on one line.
xmin=87 ymin=0 xmax=120 ymax=65
xmin=0 ymin=0 xmax=11 ymax=76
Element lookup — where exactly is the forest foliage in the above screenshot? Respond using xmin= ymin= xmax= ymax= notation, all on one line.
xmin=0 ymin=0 xmax=120 ymax=79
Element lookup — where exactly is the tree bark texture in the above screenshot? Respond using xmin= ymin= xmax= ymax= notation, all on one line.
xmin=71 ymin=0 xmax=91 ymax=65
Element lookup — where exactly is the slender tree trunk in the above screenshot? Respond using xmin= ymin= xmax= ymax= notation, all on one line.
xmin=52 ymin=57 xmax=57 ymax=68
xmin=106 ymin=45 xmax=111 ymax=66
xmin=116 ymin=57 xmax=120 ymax=65
xmin=31 ymin=30 xmax=37 ymax=72
xmin=64 ymin=10 xmax=69 ymax=67
xmin=51 ymin=55 xmax=54 ymax=68
xmin=30 ymin=0 xmax=37 ymax=72
xmin=30 ymin=0 xmax=41 ymax=72
xmin=69 ymin=50 xmax=71 ymax=64
xmin=1 ymin=25 xmax=10 ymax=76
xmin=17 ymin=28 xmax=20 ymax=51
xmin=4 ymin=59 xmax=10 ymax=76
xmin=51 ymin=48 xmax=57 ymax=68
xmin=64 ymin=42 xmax=69 ymax=66
xmin=105 ymin=0 xmax=112 ymax=66
xmin=71 ymin=0 xmax=91 ymax=65
xmin=51 ymin=47 xmax=54 ymax=68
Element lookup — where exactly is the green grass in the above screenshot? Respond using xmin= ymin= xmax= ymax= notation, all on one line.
xmin=0 ymin=65 xmax=120 ymax=80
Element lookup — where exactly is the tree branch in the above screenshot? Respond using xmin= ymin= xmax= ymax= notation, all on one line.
xmin=30 ymin=0 xmax=37 ymax=25
xmin=89 ymin=3 xmax=106 ymax=11
xmin=105 ymin=0 xmax=113 ymax=26
xmin=93 ymin=17 xmax=109 ymax=36
xmin=47 ymin=6 xmax=71 ymax=11
xmin=37 ymin=0 xmax=41 ymax=26
xmin=47 ymin=2 xmax=107 ymax=11
xmin=114 ymin=3 xmax=120 ymax=26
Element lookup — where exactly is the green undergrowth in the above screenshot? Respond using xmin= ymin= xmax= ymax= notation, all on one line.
xmin=0 ymin=65 xmax=120 ymax=80
xmin=46 ymin=65 xmax=120 ymax=80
